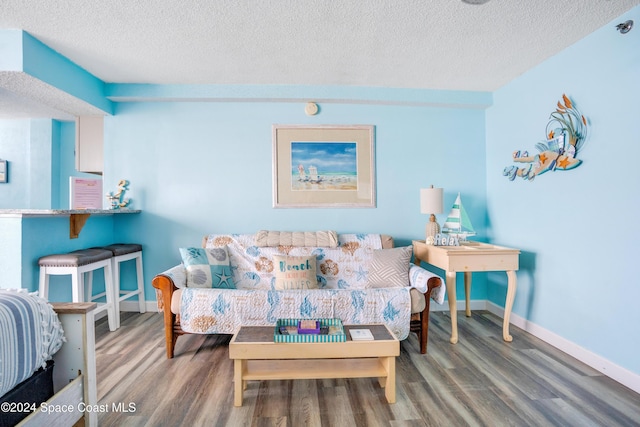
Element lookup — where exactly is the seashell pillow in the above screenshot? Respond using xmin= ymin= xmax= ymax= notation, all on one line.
xmin=179 ymin=247 xmax=235 ymax=289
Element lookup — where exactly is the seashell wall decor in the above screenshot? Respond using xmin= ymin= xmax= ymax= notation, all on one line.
xmin=503 ymin=94 xmax=588 ymax=181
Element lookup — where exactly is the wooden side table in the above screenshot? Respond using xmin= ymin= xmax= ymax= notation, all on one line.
xmin=412 ymin=240 xmax=520 ymax=344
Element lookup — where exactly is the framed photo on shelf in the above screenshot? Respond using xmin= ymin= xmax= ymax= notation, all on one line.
xmin=0 ymin=160 xmax=7 ymax=183
xmin=272 ymin=125 xmax=375 ymax=208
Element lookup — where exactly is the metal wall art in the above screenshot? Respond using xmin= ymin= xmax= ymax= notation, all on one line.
xmin=503 ymin=94 xmax=588 ymax=181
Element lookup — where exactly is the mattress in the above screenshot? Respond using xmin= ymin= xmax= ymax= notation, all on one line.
xmin=0 ymin=290 xmax=65 ymax=398
xmin=0 ymin=360 xmax=54 ymax=427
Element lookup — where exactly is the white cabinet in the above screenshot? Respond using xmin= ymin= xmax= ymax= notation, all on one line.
xmin=75 ymin=116 xmax=104 ymax=174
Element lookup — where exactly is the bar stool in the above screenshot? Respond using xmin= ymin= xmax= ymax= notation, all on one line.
xmin=38 ymin=248 xmax=117 ymax=331
xmin=100 ymin=243 xmax=145 ymax=329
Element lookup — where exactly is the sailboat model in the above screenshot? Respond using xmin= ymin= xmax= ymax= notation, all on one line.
xmin=442 ymin=193 xmax=476 ymax=239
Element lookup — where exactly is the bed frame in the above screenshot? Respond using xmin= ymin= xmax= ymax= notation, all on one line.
xmin=17 ymin=302 xmax=97 ymax=427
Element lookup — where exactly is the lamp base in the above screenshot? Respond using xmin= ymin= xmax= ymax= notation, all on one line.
xmin=425 ymin=214 xmax=440 ymax=245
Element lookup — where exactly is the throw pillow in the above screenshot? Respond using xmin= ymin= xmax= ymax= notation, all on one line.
xmin=179 ymin=247 xmax=235 ymax=289
xmin=273 ymin=255 xmax=318 ymax=290
xmin=368 ymin=246 xmax=412 ymax=288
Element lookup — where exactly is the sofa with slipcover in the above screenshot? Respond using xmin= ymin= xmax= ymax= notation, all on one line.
xmin=152 ymin=231 xmax=444 ymax=358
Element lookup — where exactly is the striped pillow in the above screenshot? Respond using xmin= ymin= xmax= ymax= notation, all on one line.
xmin=368 ymin=246 xmax=412 ymax=288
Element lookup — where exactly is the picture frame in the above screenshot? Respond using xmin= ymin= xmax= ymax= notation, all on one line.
xmin=0 ymin=160 xmax=7 ymax=183
xmin=272 ymin=125 xmax=375 ymax=208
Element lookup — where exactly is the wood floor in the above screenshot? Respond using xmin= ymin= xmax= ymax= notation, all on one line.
xmin=94 ymin=311 xmax=640 ymax=426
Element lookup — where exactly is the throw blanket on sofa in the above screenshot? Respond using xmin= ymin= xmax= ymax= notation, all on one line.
xmin=172 ymin=233 xmax=442 ymax=340
xmin=203 ymin=233 xmax=382 ymax=290
xmin=0 ymin=290 xmax=65 ymax=397
xmin=180 ymin=287 xmax=412 ymax=340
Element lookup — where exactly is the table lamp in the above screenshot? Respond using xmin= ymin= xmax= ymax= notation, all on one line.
xmin=420 ymin=186 xmax=443 ymax=244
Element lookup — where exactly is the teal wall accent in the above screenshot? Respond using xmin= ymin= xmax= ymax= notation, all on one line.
xmin=20 ymin=31 xmax=113 ymax=114
xmin=20 ymin=215 xmax=115 ymax=300
xmin=0 ymin=29 xmax=112 ymax=114
xmin=486 ymin=6 xmax=640 ymax=374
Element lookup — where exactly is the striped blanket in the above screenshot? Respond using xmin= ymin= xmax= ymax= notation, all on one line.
xmin=0 ymin=290 xmax=65 ymax=397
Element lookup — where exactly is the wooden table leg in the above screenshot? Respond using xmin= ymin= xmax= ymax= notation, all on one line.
xmin=234 ymin=359 xmax=244 ymax=406
xmin=503 ymin=270 xmax=517 ymax=342
xmin=464 ymin=271 xmax=472 ymax=317
xmin=382 ymin=356 xmax=396 ymax=403
xmin=446 ymin=271 xmax=458 ymax=344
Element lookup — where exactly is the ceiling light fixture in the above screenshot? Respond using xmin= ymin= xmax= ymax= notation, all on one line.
xmin=616 ymin=20 xmax=633 ymax=34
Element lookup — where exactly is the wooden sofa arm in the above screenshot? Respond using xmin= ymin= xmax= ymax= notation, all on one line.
xmin=424 ymin=276 xmax=441 ymax=300
xmin=411 ymin=275 xmax=442 ymax=354
xmin=152 ymin=274 xmax=181 ymax=358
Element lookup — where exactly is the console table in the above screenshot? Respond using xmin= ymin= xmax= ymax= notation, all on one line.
xmin=412 ymin=240 xmax=520 ymax=344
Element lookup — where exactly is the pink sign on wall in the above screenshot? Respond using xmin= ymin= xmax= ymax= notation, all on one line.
xmin=70 ymin=177 xmax=103 ymax=209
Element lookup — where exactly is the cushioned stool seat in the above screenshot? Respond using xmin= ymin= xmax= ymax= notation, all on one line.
xmin=102 ymin=243 xmax=142 ymax=258
xmin=38 ymin=248 xmax=117 ymax=331
xmin=101 ymin=243 xmax=145 ymax=329
xmin=38 ymin=248 xmax=113 ymax=267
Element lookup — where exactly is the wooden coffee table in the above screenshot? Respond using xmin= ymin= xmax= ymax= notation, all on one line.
xmin=229 ymin=324 xmax=400 ymax=406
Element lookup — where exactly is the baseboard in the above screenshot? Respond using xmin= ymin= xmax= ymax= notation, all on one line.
xmin=430 ymin=300 xmax=487 ymax=312
xmin=486 ymin=301 xmax=640 ymax=394
xmin=119 ymin=300 xmax=160 ymax=313
xmin=93 ymin=300 xmax=158 ymax=321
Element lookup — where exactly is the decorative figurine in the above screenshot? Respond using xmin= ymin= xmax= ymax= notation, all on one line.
xmin=106 ymin=179 xmax=130 ymax=209
xmin=433 ymin=233 xmax=460 ymax=247
xmin=441 ymin=193 xmax=475 ymax=241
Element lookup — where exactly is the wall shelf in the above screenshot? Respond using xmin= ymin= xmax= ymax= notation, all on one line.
xmin=0 ymin=209 xmax=141 ymax=239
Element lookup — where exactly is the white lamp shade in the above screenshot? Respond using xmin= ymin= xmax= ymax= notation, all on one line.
xmin=420 ymin=187 xmax=443 ymax=214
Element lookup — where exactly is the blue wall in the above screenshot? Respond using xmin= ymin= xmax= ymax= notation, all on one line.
xmin=21 ymin=215 xmax=115 ymax=301
xmin=0 ymin=119 xmax=55 ymax=208
xmin=105 ymin=100 xmax=488 ymax=303
xmin=56 ymin=120 xmax=98 ymax=208
xmin=486 ymin=6 xmax=640 ymax=374
xmin=0 ymin=120 xmax=30 ymax=207
xmin=0 ymin=119 xmax=98 ymax=209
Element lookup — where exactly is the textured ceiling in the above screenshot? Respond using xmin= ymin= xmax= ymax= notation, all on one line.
xmin=0 ymin=0 xmax=639 ymax=119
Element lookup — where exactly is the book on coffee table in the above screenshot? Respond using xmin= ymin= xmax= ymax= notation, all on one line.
xmin=349 ymin=329 xmax=374 ymax=341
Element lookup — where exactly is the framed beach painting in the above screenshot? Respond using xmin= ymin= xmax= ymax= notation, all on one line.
xmin=272 ymin=125 xmax=375 ymax=208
